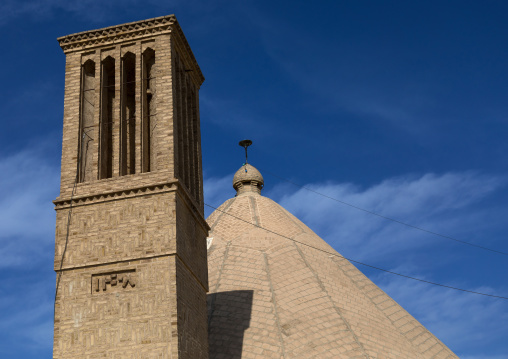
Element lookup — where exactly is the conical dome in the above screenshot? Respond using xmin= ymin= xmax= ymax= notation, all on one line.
xmin=206 ymin=166 xmax=457 ymax=358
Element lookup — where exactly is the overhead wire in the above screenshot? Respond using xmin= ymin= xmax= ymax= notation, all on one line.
xmin=82 ymin=76 xmax=157 ymax=92
xmin=82 ymin=113 xmax=158 ymax=130
xmin=51 ymin=68 xmax=192 ymax=316
xmin=54 ymin=108 xmax=160 ymax=311
xmin=54 ymin=131 xmax=85 ymax=320
xmin=262 ymin=169 xmax=508 ymax=256
xmin=204 ymin=202 xmax=508 ymax=300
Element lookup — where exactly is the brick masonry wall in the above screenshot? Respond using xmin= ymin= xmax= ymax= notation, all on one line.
xmin=54 ymin=256 xmax=176 ymax=358
xmin=55 ymin=188 xmax=178 ymax=270
xmin=54 ymin=16 xmax=208 ymax=359
xmin=175 ymin=256 xmax=209 ymax=358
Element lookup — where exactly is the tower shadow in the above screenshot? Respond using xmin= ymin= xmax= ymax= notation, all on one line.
xmin=207 ymin=290 xmax=254 ymax=358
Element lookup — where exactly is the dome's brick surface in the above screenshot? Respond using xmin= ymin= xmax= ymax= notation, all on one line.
xmin=207 ymin=190 xmax=458 ymax=358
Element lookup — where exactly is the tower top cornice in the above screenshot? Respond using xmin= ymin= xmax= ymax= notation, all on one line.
xmin=57 ymin=14 xmax=204 ymax=85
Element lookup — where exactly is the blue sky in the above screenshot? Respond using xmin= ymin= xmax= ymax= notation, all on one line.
xmin=0 ymin=1 xmax=507 ymax=358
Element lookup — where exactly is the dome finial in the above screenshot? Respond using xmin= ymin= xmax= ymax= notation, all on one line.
xmin=234 ymin=140 xmax=263 ymax=195
xmin=239 ymin=139 xmax=252 ymax=165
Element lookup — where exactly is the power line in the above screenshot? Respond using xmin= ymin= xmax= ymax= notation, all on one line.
xmin=82 ymin=113 xmax=158 ymax=129
xmin=54 ymin=113 xmax=159 ymax=316
xmin=82 ymin=76 xmax=157 ymax=92
xmin=204 ymin=202 xmax=508 ymax=300
xmin=54 ymin=132 xmax=84 ymax=320
xmin=262 ymin=169 xmax=508 ymax=256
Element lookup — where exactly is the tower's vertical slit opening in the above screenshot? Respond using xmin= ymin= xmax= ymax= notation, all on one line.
xmin=175 ymin=52 xmax=185 ymax=184
xmin=121 ymin=52 xmax=136 ymax=176
xmin=100 ymin=56 xmax=115 ymax=179
xmin=79 ymin=59 xmax=95 ymax=183
xmin=191 ymin=86 xmax=200 ymax=203
xmin=181 ymin=64 xmax=190 ymax=191
xmin=142 ymin=48 xmax=156 ymax=173
xmin=185 ymin=76 xmax=195 ymax=200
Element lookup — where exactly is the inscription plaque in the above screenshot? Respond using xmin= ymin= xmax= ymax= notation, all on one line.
xmin=92 ymin=270 xmax=136 ymax=294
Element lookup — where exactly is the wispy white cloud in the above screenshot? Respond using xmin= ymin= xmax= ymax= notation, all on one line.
xmin=269 ymin=171 xmax=506 ymax=262
xmin=205 ymin=170 xmax=507 ymax=264
xmin=0 ymin=147 xmax=58 ymax=356
xmin=0 ymin=0 xmax=183 ymax=26
xmin=200 ymin=93 xmax=286 ymax=140
xmin=0 ymin=277 xmax=54 ymax=355
xmin=0 ymin=148 xmax=60 ymax=357
xmin=237 ymin=5 xmax=443 ymax=136
xmin=204 ymin=169 xmax=508 ymax=356
xmin=200 ymin=95 xmax=258 ymax=129
xmin=203 ymin=173 xmax=235 ymax=218
xmin=261 ymin=171 xmax=508 ymax=357
xmin=0 ymin=280 xmax=54 ymax=344
xmin=374 ymin=271 xmax=508 ymax=357
xmin=0 ymin=148 xmax=59 ymax=268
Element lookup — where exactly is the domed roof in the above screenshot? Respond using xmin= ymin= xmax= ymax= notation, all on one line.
xmin=206 ymin=171 xmax=457 ymax=358
xmin=232 ymin=164 xmax=264 ymax=195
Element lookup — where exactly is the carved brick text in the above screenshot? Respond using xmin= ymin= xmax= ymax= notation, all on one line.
xmin=92 ymin=270 xmax=136 ymax=294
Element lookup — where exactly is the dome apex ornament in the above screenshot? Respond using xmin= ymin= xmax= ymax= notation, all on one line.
xmin=239 ymin=139 xmax=252 ymax=165
xmin=233 ymin=164 xmax=264 ymax=195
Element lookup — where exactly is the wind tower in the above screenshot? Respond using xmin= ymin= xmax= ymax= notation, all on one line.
xmin=53 ymin=15 xmax=209 ymax=358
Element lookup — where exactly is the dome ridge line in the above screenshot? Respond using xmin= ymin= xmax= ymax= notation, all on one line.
xmin=208 ymin=197 xmax=237 ymax=232
xmin=248 ymin=196 xmax=261 ymax=227
xmin=207 ymin=241 xmax=232 ymax=329
xmin=274 ymin=199 xmax=308 ymax=234
xmin=262 ymin=252 xmax=288 ymax=358
xmin=291 ymin=241 xmax=370 ymax=358
xmin=228 ymin=244 xmax=270 ymax=254
xmin=206 ymin=192 xmax=461 ymax=357
xmin=327 ymin=257 xmax=442 ymax=357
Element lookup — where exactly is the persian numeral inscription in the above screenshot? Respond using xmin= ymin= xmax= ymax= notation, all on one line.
xmin=92 ymin=270 xmax=136 ymax=294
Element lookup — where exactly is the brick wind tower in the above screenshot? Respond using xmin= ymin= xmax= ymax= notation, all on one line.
xmin=53 ymin=15 xmax=209 ymax=358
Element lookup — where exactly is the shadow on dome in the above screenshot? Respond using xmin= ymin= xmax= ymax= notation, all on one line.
xmin=207 ymin=290 xmax=254 ymax=358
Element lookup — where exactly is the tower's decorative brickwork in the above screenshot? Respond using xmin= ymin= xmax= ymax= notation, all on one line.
xmin=53 ymin=15 xmax=209 ymax=358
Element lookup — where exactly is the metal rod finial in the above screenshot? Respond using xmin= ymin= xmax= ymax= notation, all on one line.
xmin=239 ymin=139 xmax=252 ymax=164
